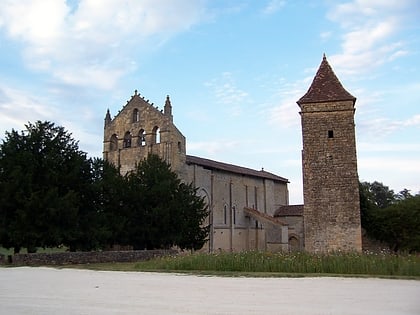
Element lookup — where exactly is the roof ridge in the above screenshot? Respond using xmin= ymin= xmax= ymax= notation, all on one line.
xmin=186 ymin=155 xmax=289 ymax=183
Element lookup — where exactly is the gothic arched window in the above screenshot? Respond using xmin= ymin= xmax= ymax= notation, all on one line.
xmin=152 ymin=126 xmax=160 ymax=144
xmin=123 ymin=131 xmax=132 ymax=148
xmin=138 ymin=129 xmax=146 ymax=146
xmin=110 ymin=134 xmax=118 ymax=151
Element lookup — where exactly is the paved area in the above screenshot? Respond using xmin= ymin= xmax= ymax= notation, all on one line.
xmin=0 ymin=267 xmax=419 ymax=314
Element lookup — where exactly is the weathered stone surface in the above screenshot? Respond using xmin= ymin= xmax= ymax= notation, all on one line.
xmin=6 ymin=249 xmax=177 ymax=266
xmin=298 ymin=57 xmax=362 ymax=253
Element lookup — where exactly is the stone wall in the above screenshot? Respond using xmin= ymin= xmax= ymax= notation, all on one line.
xmin=103 ymin=93 xmax=186 ymax=175
xmin=2 ymin=249 xmax=177 ymax=266
xmin=300 ymin=100 xmax=362 ymax=252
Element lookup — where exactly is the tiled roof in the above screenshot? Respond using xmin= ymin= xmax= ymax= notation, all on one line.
xmin=244 ymin=207 xmax=287 ymax=226
xmin=297 ymin=55 xmax=356 ymax=105
xmin=274 ymin=204 xmax=304 ymax=217
xmin=186 ymin=155 xmax=289 ymax=183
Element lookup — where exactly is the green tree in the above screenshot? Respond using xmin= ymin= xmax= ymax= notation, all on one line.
xmin=372 ymin=195 xmax=420 ymax=252
xmin=0 ymin=121 xmax=91 ymax=253
xmin=174 ymin=182 xmax=209 ymax=251
xmin=359 ymin=181 xmax=396 ymax=234
xmin=360 ymin=180 xmax=420 ymax=252
xmin=98 ymin=158 xmax=132 ymax=248
xmin=368 ymin=181 xmax=396 ymax=209
xmin=124 ymin=154 xmax=209 ymax=250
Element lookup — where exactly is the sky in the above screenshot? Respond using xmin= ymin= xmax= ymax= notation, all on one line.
xmin=0 ymin=0 xmax=419 ymax=204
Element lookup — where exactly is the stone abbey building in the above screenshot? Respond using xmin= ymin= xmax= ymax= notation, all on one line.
xmin=103 ymin=55 xmax=362 ymax=253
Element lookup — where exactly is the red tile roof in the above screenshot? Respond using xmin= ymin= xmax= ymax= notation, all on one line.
xmin=186 ymin=155 xmax=289 ymax=183
xmin=244 ymin=207 xmax=288 ymax=226
xmin=297 ymin=55 xmax=356 ymax=105
xmin=274 ymin=204 xmax=304 ymax=217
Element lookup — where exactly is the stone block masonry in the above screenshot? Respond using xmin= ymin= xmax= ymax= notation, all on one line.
xmin=2 ymin=249 xmax=177 ymax=266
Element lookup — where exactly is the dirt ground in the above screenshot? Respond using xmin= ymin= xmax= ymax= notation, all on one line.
xmin=0 ymin=267 xmax=419 ymax=315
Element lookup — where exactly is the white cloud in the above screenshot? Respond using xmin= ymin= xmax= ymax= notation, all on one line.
xmin=188 ymin=139 xmax=241 ymax=156
xmin=204 ymin=72 xmax=249 ymax=115
xmin=326 ymin=0 xmax=415 ymax=76
xmin=0 ymin=85 xmax=57 ymax=138
xmin=0 ymin=0 xmax=206 ymax=90
xmin=357 ymin=114 xmax=420 ymax=139
xmin=358 ymin=156 xmax=420 ymax=194
xmin=267 ymin=96 xmax=301 ymax=128
xmin=405 ymin=114 xmax=420 ymax=126
xmin=261 ymin=0 xmax=286 ymax=15
xmin=263 ymin=77 xmax=310 ymax=128
xmin=0 ymin=83 xmax=103 ymax=156
xmin=358 ymin=142 xmax=420 ymax=153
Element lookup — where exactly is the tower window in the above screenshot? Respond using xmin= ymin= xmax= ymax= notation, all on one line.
xmin=132 ymin=108 xmax=139 ymax=122
xmin=328 ymin=130 xmax=334 ymax=138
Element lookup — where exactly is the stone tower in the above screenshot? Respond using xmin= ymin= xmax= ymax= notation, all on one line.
xmin=103 ymin=91 xmax=186 ymax=175
xmin=297 ymin=55 xmax=362 ymax=252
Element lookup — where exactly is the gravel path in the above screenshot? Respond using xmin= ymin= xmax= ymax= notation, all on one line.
xmin=0 ymin=267 xmax=419 ymax=315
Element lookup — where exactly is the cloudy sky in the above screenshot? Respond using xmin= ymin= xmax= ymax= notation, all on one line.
xmin=0 ymin=0 xmax=419 ymax=203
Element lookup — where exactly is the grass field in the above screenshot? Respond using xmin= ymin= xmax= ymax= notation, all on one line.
xmin=70 ymin=251 xmax=420 ymax=278
xmin=3 ymin=248 xmax=419 ymax=279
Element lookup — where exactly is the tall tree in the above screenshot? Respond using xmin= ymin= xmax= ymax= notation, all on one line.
xmin=0 ymin=121 xmax=90 ymax=253
xmin=372 ymin=195 xmax=420 ymax=252
xmin=124 ymin=154 xmax=209 ymax=250
xmin=368 ymin=181 xmax=396 ymax=209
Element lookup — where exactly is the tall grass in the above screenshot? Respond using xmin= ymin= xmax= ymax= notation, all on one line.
xmin=135 ymin=251 xmax=420 ymax=277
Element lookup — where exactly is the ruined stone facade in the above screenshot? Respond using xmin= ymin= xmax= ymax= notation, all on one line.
xmin=297 ymin=55 xmax=362 ymax=252
xmin=103 ymin=91 xmax=186 ymax=175
xmin=103 ymin=55 xmax=362 ymax=253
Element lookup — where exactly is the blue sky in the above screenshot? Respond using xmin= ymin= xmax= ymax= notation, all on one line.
xmin=0 ymin=0 xmax=419 ymax=204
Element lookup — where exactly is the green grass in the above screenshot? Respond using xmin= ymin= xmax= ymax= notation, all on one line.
xmin=3 ymin=248 xmax=419 ymax=279
xmin=133 ymin=251 xmax=420 ymax=278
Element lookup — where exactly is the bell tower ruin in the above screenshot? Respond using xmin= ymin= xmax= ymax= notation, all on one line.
xmin=297 ymin=55 xmax=362 ymax=252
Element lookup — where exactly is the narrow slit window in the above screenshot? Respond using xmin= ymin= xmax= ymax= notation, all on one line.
xmin=132 ymin=108 xmax=139 ymax=122
xmin=328 ymin=130 xmax=334 ymax=138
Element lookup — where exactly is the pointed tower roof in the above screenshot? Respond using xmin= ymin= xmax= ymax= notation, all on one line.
xmin=297 ymin=54 xmax=355 ymax=106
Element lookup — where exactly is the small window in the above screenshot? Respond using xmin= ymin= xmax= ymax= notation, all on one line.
xmin=177 ymin=141 xmax=182 ymax=153
xmin=133 ymin=108 xmax=139 ymax=122
xmin=328 ymin=130 xmax=334 ymax=138
xmin=223 ymin=204 xmax=228 ymax=225
xmin=232 ymin=205 xmax=236 ymax=225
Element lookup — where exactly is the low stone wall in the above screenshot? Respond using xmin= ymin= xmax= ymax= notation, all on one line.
xmin=4 ymin=249 xmax=177 ymax=266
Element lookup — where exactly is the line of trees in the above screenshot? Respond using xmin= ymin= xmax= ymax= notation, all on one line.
xmin=359 ymin=181 xmax=420 ymax=253
xmin=0 ymin=121 xmax=209 ymax=253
